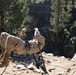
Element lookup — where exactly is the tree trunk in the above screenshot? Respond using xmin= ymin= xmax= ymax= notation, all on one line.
xmin=72 ymin=0 xmax=74 ymax=5
xmin=0 ymin=9 xmax=4 ymax=32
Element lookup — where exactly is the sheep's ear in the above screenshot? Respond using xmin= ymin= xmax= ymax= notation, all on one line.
xmin=34 ymin=28 xmax=38 ymax=31
xmin=34 ymin=28 xmax=40 ymax=36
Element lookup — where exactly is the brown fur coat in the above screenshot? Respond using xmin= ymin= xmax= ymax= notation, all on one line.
xmin=0 ymin=30 xmax=45 ymax=67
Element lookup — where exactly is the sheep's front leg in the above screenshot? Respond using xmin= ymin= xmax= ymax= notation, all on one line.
xmin=0 ymin=52 xmax=10 ymax=67
xmin=0 ymin=37 xmax=13 ymax=67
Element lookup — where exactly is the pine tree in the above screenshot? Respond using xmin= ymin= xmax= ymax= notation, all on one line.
xmin=0 ymin=0 xmax=29 ymax=34
xmin=51 ymin=0 xmax=72 ymax=32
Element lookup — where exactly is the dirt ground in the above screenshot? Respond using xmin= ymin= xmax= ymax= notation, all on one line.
xmin=0 ymin=53 xmax=76 ymax=75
